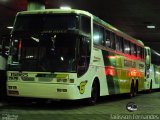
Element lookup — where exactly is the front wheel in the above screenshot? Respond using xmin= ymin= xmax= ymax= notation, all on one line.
xmin=149 ymin=80 xmax=152 ymax=93
xmin=87 ymin=81 xmax=99 ymax=105
xmin=128 ymin=81 xmax=134 ymax=98
xmin=134 ymin=81 xmax=138 ymax=96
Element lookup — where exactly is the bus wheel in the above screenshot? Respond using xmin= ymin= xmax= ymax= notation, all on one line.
xmin=129 ymin=81 xmax=134 ymax=98
xmin=149 ymin=80 xmax=152 ymax=93
xmin=88 ymin=80 xmax=99 ymax=105
xmin=134 ymin=81 xmax=138 ymax=96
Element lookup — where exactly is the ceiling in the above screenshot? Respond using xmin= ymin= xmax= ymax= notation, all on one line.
xmin=0 ymin=0 xmax=160 ymax=52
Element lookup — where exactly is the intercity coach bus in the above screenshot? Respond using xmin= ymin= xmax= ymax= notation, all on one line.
xmin=7 ymin=9 xmax=145 ymax=104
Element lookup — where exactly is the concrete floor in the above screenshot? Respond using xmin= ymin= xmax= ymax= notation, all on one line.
xmin=0 ymin=92 xmax=160 ymax=120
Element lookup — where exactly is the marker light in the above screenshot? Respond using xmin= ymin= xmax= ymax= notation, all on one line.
xmin=60 ymin=6 xmax=71 ymax=10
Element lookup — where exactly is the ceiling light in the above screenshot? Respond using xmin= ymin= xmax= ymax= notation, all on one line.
xmin=146 ymin=25 xmax=155 ymax=29
xmin=7 ymin=26 xmax=13 ymax=29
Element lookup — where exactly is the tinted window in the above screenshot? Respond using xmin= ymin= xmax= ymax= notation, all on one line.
xmin=105 ymin=30 xmax=111 ymax=48
xmin=151 ymin=49 xmax=160 ymax=65
xmin=115 ymin=35 xmax=123 ymax=52
xmin=131 ymin=43 xmax=137 ymax=57
xmin=124 ymin=39 xmax=131 ymax=54
xmin=93 ymin=23 xmax=104 ymax=45
xmin=13 ymin=14 xmax=79 ymax=33
xmin=80 ymin=16 xmax=91 ymax=35
xmin=77 ymin=36 xmax=91 ymax=77
xmin=110 ymin=32 xmax=115 ymax=49
xmin=137 ymin=46 xmax=144 ymax=59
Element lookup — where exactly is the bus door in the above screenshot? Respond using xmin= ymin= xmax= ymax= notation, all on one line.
xmin=77 ymin=36 xmax=91 ymax=77
xmin=145 ymin=47 xmax=151 ymax=78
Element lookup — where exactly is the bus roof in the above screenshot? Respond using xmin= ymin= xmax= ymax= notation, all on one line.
xmin=17 ymin=9 xmax=144 ymax=46
xmin=17 ymin=9 xmax=92 ymax=17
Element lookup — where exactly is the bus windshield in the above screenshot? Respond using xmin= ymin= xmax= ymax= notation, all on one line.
xmin=9 ymin=33 xmax=77 ymax=72
xmin=13 ymin=14 xmax=79 ymax=33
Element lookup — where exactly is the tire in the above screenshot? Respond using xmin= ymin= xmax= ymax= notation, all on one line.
xmin=134 ymin=81 xmax=138 ymax=96
xmin=149 ymin=80 xmax=152 ymax=93
xmin=129 ymin=81 xmax=134 ymax=98
xmin=87 ymin=80 xmax=99 ymax=105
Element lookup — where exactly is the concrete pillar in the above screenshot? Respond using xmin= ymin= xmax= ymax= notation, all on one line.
xmin=27 ymin=0 xmax=45 ymax=11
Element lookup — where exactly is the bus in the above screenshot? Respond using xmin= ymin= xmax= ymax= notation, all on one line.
xmin=144 ymin=47 xmax=160 ymax=92
xmin=7 ymin=9 xmax=145 ymax=104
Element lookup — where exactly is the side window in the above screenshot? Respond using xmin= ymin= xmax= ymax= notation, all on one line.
xmin=115 ymin=35 xmax=123 ymax=52
xmin=131 ymin=43 xmax=137 ymax=57
xmin=80 ymin=16 xmax=91 ymax=35
xmin=115 ymin=35 xmax=120 ymax=51
xmin=110 ymin=32 xmax=115 ymax=49
xmin=93 ymin=23 xmax=104 ymax=45
xmin=119 ymin=37 xmax=123 ymax=52
xmin=137 ymin=46 xmax=141 ymax=59
xmin=105 ymin=30 xmax=111 ymax=48
xmin=77 ymin=36 xmax=91 ymax=77
xmin=124 ymin=39 xmax=131 ymax=54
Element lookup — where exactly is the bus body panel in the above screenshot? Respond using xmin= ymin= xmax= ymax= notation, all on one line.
xmin=7 ymin=81 xmax=79 ymax=100
xmin=7 ymin=71 xmax=82 ymax=99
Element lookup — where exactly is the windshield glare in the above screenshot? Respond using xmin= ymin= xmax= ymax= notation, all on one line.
xmin=10 ymin=33 xmax=77 ymax=72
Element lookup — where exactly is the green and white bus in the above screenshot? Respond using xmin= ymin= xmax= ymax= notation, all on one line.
xmin=7 ymin=9 xmax=145 ymax=104
xmin=144 ymin=47 xmax=160 ymax=91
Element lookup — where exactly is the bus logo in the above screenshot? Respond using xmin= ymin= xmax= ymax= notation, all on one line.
xmin=79 ymin=81 xmax=87 ymax=94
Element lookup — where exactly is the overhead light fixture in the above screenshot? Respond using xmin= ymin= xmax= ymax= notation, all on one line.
xmin=60 ymin=6 xmax=71 ymax=10
xmin=146 ymin=25 xmax=155 ymax=29
xmin=7 ymin=26 xmax=13 ymax=29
